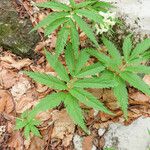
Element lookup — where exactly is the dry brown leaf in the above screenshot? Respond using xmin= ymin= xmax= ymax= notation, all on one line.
xmin=36 ymin=111 xmax=52 ymax=122
xmin=0 ymin=90 xmax=14 ymax=114
xmin=0 ymin=69 xmax=18 ymax=89
xmin=51 ymin=110 xmax=75 ymax=147
xmin=130 ymin=91 xmax=150 ymax=102
xmin=8 ymin=132 xmax=24 ymax=150
xmin=82 ymin=136 xmax=93 ymax=150
xmin=0 ymin=55 xmax=32 ymax=70
xmin=11 ymin=76 xmax=31 ymax=101
xmin=27 ymin=136 xmax=45 ymax=150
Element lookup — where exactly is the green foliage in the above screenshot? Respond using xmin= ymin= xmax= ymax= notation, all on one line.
xmin=15 ymin=111 xmax=41 ymax=140
xmin=87 ymin=35 xmax=150 ymax=118
xmin=31 ymin=0 xmax=113 ymax=57
xmin=16 ymin=47 xmax=116 ymax=139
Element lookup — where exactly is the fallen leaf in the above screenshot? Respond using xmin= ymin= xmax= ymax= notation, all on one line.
xmin=8 ymin=132 xmax=24 ymax=150
xmin=28 ymin=136 xmax=45 ymax=150
xmin=0 ymin=90 xmax=14 ymax=114
xmin=51 ymin=110 xmax=75 ymax=147
xmin=130 ymin=91 xmax=150 ymax=102
xmin=0 ymin=69 xmax=18 ymax=89
xmin=82 ymin=136 xmax=93 ymax=150
xmin=11 ymin=77 xmax=31 ymax=101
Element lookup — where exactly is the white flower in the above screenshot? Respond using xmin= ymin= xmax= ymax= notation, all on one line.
xmin=95 ymin=11 xmax=116 ymax=34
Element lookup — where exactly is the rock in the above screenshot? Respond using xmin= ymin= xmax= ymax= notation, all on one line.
xmin=104 ymin=117 xmax=150 ymax=150
xmin=98 ymin=128 xmax=106 ymax=137
xmin=0 ymin=0 xmax=39 ymax=57
xmin=103 ymin=0 xmax=150 ymax=35
xmin=73 ymin=134 xmax=83 ymax=150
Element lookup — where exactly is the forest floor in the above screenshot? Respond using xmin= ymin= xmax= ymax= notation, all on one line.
xmin=0 ymin=0 xmax=150 ymax=149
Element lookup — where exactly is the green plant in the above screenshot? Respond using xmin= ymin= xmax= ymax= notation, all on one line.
xmin=87 ymin=35 xmax=150 ymax=118
xmin=31 ymin=0 xmax=113 ymax=58
xmin=16 ymin=44 xmax=117 ymax=139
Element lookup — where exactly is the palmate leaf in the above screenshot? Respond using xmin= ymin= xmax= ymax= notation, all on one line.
xmin=55 ymin=25 xmax=70 ymax=57
xmin=24 ymin=71 xmax=67 ymax=90
xmin=125 ymin=65 xmax=150 ymax=74
xmin=44 ymin=17 xmax=68 ymax=36
xmin=122 ymin=34 xmax=132 ymax=62
xmin=74 ymin=76 xmax=117 ymax=88
xmin=120 ymin=71 xmax=150 ymax=96
xmin=69 ymin=88 xmax=113 ymax=115
xmin=76 ymin=62 xmax=105 ymax=78
xmin=31 ymin=12 xmax=69 ymax=32
xmin=73 ymin=14 xmax=99 ymax=47
xmin=75 ymin=0 xmax=97 ymax=9
xmin=45 ymin=50 xmax=70 ymax=82
xmin=69 ymin=0 xmax=76 ymax=8
xmin=92 ymin=1 xmax=113 ymax=9
xmin=87 ymin=48 xmax=111 ymax=66
xmin=113 ymin=77 xmax=128 ymax=119
xmin=75 ymin=9 xmax=103 ymax=24
xmin=74 ymin=49 xmax=90 ymax=75
xmin=24 ymin=125 xmax=30 ymax=140
xmin=15 ymin=118 xmax=27 ymax=130
xmin=102 ymin=36 xmax=122 ymax=66
xmin=35 ymin=1 xmax=71 ymax=11
xmin=30 ymin=125 xmax=41 ymax=137
xmin=65 ymin=43 xmax=75 ymax=76
xmin=30 ymin=92 xmax=66 ymax=117
xmin=68 ymin=19 xmax=80 ymax=58
xmin=130 ymin=38 xmax=150 ymax=60
xmin=64 ymin=94 xmax=89 ymax=133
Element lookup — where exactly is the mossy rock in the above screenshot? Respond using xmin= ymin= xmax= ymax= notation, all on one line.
xmin=0 ymin=0 xmax=39 ymax=57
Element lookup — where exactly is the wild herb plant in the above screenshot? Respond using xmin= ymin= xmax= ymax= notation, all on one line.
xmin=31 ymin=0 xmax=112 ymax=58
xmin=87 ymin=35 xmax=150 ymax=118
xmin=16 ymin=44 xmax=117 ymax=139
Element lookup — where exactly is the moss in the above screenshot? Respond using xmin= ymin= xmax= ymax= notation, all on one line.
xmin=0 ymin=0 xmax=39 ymax=58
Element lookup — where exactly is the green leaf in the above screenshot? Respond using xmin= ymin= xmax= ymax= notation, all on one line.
xmin=74 ymin=77 xmax=117 ymax=88
xmin=30 ymin=125 xmax=41 ymax=137
xmin=55 ymin=25 xmax=69 ymax=57
xmin=24 ymin=71 xmax=67 ymax=90
xmin=92 ymin=1 xmax=114 ymax=12
xmin=24 ymin=125 xmax=30 ymax=140
xmin=86 ymin=48 xmax=111 ymax=66
xmin=74 ymin=50 xmax=90 ymax=75
xmin=130 ymin=38 xmax=150 ymax=60
xmin=122 ymin=34 xmax=132 ymax=62
xmin=64 ymin=94 xmax=89 ymax=133
xmin=44 ymin=17 xmax=68 ymax=36
xmin=31 ymin=12 xmax=69 ymax=32
xmin=45 ymin=50 xmax=70 ymax=82
xmin=75 ymin=0 xmax=96 ymax=9
xmin=65 ymin=43 xmax=75 ymax=76
xmin=73 ymin=14 xmax=99 ymax=47
xmin=113 ymin=77 xmax=128 ymax=119
xmin=75 ymin=9 xmax=103 ymax=24
xmin=125 ymin=65 xmax=150 ymax=74
xmin=15 ymin=119 xmax=27 ymax=130
xmin=30 ymin=92 xmax=65 ymax=117
xmin=102 ymin=36 xmax=122 ymax=66
xmin=69 ymin=0 xmax=76 ymax=7
xmin=120 ymin=72 xmax=150 ymax=96
xmin=35 ymin=1 xmax=71 ymax=11
xmin=76 ymin=62 xmax=105 ymax=78
xmin=69 ymin=88 xmax=113 ymax=115
xmin=68 ymin=19 xmax=79 ymax=58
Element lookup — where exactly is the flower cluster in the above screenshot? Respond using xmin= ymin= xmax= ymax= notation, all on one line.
xmin=95 ymin=11 xmax=116 ymax=34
